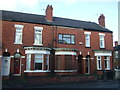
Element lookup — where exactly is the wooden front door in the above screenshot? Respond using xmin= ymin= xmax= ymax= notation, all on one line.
xmin=86 ymin=56 xmax=90 ymax=74
xmin=78 ymin=55 xmax=83 ymax=74
xmin=14 ymin=58 xmax=20 ymax=74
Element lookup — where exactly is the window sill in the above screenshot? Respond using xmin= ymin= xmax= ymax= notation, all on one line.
xmin=58 ymin=43 xmax=75 ymax=45
xmin=14 ymin=42 xmax=23 ymax=44
xmin=24 ymin=70 xmax=50 ymax=73
xmin=54 ymin=70 xmax=77 ymax=72
xmin=33 ymin=43 xmax=43 ymax=46
xmin=97 ymin=69 xmax=102 ymax=71
xmin=99 ymin=47 xmax=105 ymax=49
xmin=105 ymin=69 xmax=111 ymax=70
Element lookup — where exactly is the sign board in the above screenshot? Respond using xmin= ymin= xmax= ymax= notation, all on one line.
xmin=2 ymin=57 xmax=10 ymax=76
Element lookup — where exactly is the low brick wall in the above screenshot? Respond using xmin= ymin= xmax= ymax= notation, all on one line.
xmin=25 ymin=74 xmax=95 ymax=85
xmin=2 ymin=74 xmax=96 ymax=88
xmin=115 ymin=69 xmax=120 ymax=79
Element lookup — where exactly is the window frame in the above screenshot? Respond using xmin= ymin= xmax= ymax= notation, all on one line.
xmin=34 ymin=54 xmax=44 ymax=70
xmin=85 ymin=34 xmax=90 ymax=47
xmin=58 ymin=34 xmax=75 ymax=44
xmin=46 ymin=55 xmax=49 ymax=70
xmin=115 ymin=51 xmax=118 ymax=59
xmin=84 ymin=32 xmax=91 ymax=48
xmin=99 ymin=33 xmax=105 ymax=48
xmin=14 ymin=24 xmax=24 ymax=44
xmin=97 ymin=56 xmax=102 ymax=70
xmin=33 ymin=26 xmax=43 ymax=46
xmin=104 ymin=56 xmax=110 ymax=70
xmin=26 ymin=54 xmax=31 ymax=70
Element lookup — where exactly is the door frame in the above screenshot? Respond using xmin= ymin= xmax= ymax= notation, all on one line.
xmin=85 ymin=55 xmax=90 ymax=74
xmin=78 ymin=55 xmax=83 ymax=74
xmin=13 ymin=58 xmax=21 ymax=76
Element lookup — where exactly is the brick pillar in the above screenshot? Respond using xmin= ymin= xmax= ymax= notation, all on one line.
xmin=10 ymin=57 xmax=14 ymax=74
xmin=110 ymin=56 xmax=113 ymax=69
xmin=83 ymin=58 xmax=86 ymax=74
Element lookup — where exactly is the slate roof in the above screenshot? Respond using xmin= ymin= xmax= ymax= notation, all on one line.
xmin=0 ymin=10 xmax=112 ymax=33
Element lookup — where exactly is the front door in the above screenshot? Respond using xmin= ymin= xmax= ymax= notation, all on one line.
xmin=14 ymin=58 xmax=20 ymax=75
xmin=86 ymin=56 xmax=90 ymax=74
xmin=78 ymin=55 xmax=83 ymax=74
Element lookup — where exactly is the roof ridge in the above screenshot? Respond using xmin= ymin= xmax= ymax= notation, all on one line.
xmin=53 ymin=16 xmax=93 ymax=23
xmin=1 ymin=10 xmax=44 ymax=17
xmin=1 ymin=10 xmax=112 ymax=33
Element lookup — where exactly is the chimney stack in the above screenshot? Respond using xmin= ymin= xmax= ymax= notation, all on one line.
xmin=98 ymin=14 xmax=105 ymax=27
xmin=45 ymin=5 xmax=53 ymax=21
xmin=115 ymin=41 xmax=118 ymax=47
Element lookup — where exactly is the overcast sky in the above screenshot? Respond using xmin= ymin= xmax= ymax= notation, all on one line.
xmin=0 ymin=0 xmax=119 ymax=44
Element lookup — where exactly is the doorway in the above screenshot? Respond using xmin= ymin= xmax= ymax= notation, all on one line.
xmin=86 ymin=55 xmax=90 ymax=74
xmin=13 ymin=53 xmax=21 ymax=76
xmin=78 ymin=55 xmax=83 ymax=74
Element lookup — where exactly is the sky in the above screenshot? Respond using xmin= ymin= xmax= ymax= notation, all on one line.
xmin=0 ymin=0 xmax=119 ymax=45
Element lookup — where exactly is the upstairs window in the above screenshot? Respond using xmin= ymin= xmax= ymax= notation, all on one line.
xmin=84 ymin=32 xmax=91 ymax=47
xmin=85 ymin=34 xmax=90 ymax=47
xmin=58 ymin=34 xmax=75 ymax=44
xmin=99 ymin=33 xmax=105 ymax=48
xmin=14 ymin=25 xmax=24 ymax=44
xmin=34 ymin=26 xmax=43 ymax=45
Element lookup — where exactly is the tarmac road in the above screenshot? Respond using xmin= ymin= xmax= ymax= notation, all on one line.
xmin=28 ymin=80 xmax=120 ymax=89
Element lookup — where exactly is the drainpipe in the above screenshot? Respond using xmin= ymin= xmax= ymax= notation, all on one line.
xmin=49 ymin=24 xmax=55 ymax=76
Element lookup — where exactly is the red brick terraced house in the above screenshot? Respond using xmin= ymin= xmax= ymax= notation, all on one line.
xmin=0 ymin=5 xmax=113 ymax=77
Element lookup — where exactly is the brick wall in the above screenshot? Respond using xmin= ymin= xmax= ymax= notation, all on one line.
xmin=2 ymin=20 xmax=113 ymax=76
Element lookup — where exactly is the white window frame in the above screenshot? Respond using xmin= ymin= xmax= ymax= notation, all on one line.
xmin=97 ymin=56 xmax=102 ymax=70
xmin=115 ymin=51 xmax=118 ymax=59
xmin=84 ymin=32 xmax=91 ymax=47
xmin=34 ymin=54 xmax=44 ymax=70
xmin=46 ymin=55 xmax=49 ymax=70
xmin=33 ymin=26 xmax=43 ymax=46
xmin=104 ymin=56 xmax=110 ymax=70
xmin=26 ymin=54 xmax=31 ymax=70
xmin=99 ymin=33 xmax=105 ymax=48
xmin=14 ymin=24 xmax=24 ymax=44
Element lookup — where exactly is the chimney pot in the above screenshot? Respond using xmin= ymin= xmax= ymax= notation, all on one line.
xmin=45 ymin=5 xmax=53 ymax=21
xmin=98 ymin=14 xmax=105 ymax=27
xmin=115 ymin=41 xmax=118 ymax=47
